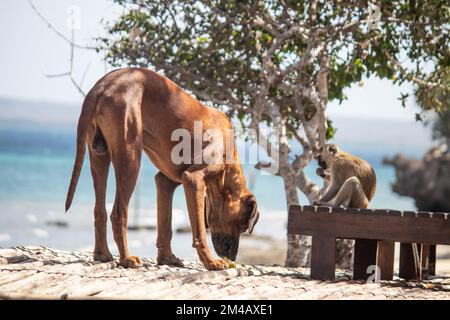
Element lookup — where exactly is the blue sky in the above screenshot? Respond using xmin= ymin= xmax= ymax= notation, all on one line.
xmin=0 ymin=0 xmax=424 ymax=122
xmin=0 ymin=0 xmax=119 ymax=104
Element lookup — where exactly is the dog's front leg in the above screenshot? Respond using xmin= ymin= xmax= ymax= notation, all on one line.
xmin=182 ymin=168 xmax=229 ymax=270
xmin=155 ymin=171 xmax=184 ymax=267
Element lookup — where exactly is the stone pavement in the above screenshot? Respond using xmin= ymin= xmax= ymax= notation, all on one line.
xmin=1 ymin=246 xmax=450 ymax=299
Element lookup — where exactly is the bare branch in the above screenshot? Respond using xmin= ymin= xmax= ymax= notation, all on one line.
xmin=28 ymin=0 xmax=96 ymax=50
xmin=265 ymin=24 xmax=308 ymax=62
xmin=384 ymin=50 xmax=449 ymax=91
xmin=255 ymin=161 xmax=281 ymax=176
xmin=40 ymin=18 xmax=87 ymax=97
xmin=158 ymin=63 xmax=247 ymax=109
xmin=268 ymin=30 xmax=324 ymax=87
xmin=308 ymin=0 xmax=318 ymax=27
xmin=315 ymin=54 xmax=330 ymax=146
xmin=189 ymin=87 xmax=245 ymax=112
xmin=79 ymin=62 xmax=92 ymax=88
xmin=43 ymin=71 xmax=71 ymax=78
xmin=294 ymin=90 xmax=320 ymax=152
xmin=296 ymin=171 xmax=321 ymax=203
xmin=252 ymin=16 xmax=279 ymax=37
xmin=29 ymin=0 xmax=99 ymax=98
xmin=70 ymin=74 xmax=87 ymax=97
xmin=286 ymin=123 xmax=310 ymax=151
xmin=250 ymin=119 xmax=280 ymax=169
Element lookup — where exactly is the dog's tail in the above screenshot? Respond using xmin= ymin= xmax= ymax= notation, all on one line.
xmin=65 ymin=92 xmax=97 ymax=212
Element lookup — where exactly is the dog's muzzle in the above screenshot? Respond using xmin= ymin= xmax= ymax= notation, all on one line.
xmin=211 ymin=233 xmax=239 ymax=261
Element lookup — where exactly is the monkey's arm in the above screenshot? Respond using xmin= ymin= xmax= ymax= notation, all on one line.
xmin=315 ymin=184 xmax=340 ymax=204
xmin=316 ymin=167 xmax=331 ymax=181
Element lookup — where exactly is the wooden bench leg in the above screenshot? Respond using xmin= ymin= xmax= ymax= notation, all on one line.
xmin=310 ymin=235 xmax=336 ymax=280
xmin=429 ymin=245 xmax=436 ymax=276
xmin=376 ymin=240 xmax=395 ymax=280
xmin=400 ymin=243 xmax=433 ymax=280
xmin=353 ymin=239 xmax=378 ymax=280
xmin=399 ymin=243 xmax=418 ymax=280
xmin=420 ymin=245 xmax=430 ymax=279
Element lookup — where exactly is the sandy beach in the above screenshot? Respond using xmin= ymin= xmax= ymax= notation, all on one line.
xmin=2 ymin=246 xmax=450 ymax=300
xmin=237 ymin=235 xmax=450 ymax=277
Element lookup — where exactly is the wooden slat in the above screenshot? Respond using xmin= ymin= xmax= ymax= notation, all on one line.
xmin=353 ymin=239 xmax=377 ymax=281
xmin=288 ymin=208 xmax=450 ymax=245
xmin=332 ymin=207 xmax=347 ymax=214
xmin=418 ymin=211 xmax=432 ymax=218
xmin=310 ymin=235 xmax=336 ymax=281
xmin=373 ymin=209 xmax=389 ymax=216
xmin=420 ymin=245 xmax=430 ymax=279
xmin=317 ymin=206 xmax=331 ymax=213
xmin=388 ymin=210 xmax=402 ymax=216
xmin=403 ymin=211 xmax=417 ymax=218
xmin=302 ymin=205 xmax=316 ymax=212
xmin=433 ymin=213 xmax=447 ymax=219
xmin=376 ymin=240 xmax=395 ymax=280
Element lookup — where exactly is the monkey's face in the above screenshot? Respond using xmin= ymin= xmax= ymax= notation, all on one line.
xmin=315 ymin=144 xmax=338 ymax=173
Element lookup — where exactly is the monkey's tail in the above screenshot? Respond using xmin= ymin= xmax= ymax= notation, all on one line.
xmin=65 ymin=92 xmax=97 ymax=212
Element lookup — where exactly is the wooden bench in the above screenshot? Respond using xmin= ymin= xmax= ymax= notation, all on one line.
xmin=287 ymin=205 xmax=450 ymax=281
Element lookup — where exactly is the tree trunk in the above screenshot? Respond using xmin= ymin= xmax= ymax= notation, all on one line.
xmin=281 ymin=168 xmax=312 ymax=267
xmin=292 ymin=169 xmax=354 ymax=269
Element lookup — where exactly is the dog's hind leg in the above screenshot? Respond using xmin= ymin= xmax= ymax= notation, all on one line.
xmin=110 ymin=154 xmax=142 ymax=268
xmin=88 ymin=145 xmax=113 ymax=262
xmin=155 ymin=171 xmax=183 ymax=267
xmin=109 ymin=136 xmax=143 ymax=268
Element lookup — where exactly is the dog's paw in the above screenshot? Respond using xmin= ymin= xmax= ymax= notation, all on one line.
xmin=94 ymin=252 xmax=114 ymax=263
xmin=205 ymin=259 xmax=230 ymax=271
xmin=119 ymin=255 xmax=142 ymax=268
xmin=157 ymin=254 xmax=184 ymax=267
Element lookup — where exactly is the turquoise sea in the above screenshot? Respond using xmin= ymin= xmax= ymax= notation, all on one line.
xmin=0 ymin=118 xmax=429 ymax=261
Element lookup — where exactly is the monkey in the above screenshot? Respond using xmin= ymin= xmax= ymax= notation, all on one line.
xmin=313 ymin=144 xmax=376 ymax=209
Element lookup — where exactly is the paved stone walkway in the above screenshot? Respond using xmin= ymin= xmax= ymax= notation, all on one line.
xmin=1 ymin=246 xmax=450 ymax=299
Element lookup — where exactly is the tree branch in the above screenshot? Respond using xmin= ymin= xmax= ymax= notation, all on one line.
xmin=384 ymin=50 xmax=449 ymax=91
xmin=28 ymin=0 xmax=96 ymax=50
xmin=296 ymin=171 xmax=321 ymax=203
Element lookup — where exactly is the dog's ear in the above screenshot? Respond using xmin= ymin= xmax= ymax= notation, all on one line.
xmin=224 ymin=165 xmax=242 ymax=199
xmin=245 ymin=195 xmax=259 ymax=234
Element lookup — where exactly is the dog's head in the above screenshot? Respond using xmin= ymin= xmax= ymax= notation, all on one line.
xmin=205 ymin=165 xmax=259 ymax=261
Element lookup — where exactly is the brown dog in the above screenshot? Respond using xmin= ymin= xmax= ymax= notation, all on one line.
xmin=65 ymin=68 xmax=259 ymax=270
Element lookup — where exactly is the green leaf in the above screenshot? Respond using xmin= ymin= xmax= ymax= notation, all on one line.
xmin=326 ymin=119 xmax=337 ymax=140
xmin=415 ymin=113 xmax=424 ymax=122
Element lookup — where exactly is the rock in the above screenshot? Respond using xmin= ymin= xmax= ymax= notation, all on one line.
xmin=176 ymin=225 xmax=192 ymax=233
xmin=45 ymin=220 xmax=69 ymax=228
xmin=383 ymin=147 xmax=450 ymax=211
xmin=127 ymin=224 xmax=156 ymax=231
